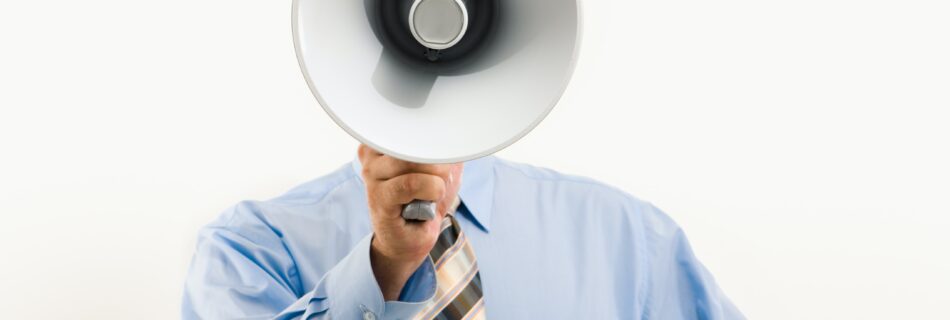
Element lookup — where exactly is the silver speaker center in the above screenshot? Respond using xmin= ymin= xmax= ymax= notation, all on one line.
xmin=409 ymin=0 xmax=469 ymax=50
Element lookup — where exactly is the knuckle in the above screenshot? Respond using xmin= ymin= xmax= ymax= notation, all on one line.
xmin=429 ymin=177 xmax=446 ymax=198
xmin=361 ymin=166 xmax=372 ymax=178
xmin=436 ymin=178 xmax=447 ymax=192
xmin=403 ymin=175 xmax=418 ymax=193
xmin=434 ymin=165 xmax=451 ymax=177
xmin=393 ymin=176 xmax=412 ymax=196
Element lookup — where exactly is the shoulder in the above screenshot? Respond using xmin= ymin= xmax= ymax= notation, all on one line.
xmin=492 ymin=157 xmax=647 ymax=208
xmin=491 ymin=157 xmax=681 ymax=234
xmin=202 ymin=162 xmax=365 ymax=238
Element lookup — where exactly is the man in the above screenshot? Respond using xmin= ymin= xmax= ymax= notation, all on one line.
xmin=183 ymin=145 xmax=743 ymax=319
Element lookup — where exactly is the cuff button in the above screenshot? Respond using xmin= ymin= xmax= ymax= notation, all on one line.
xmin=362 ymin=310 xmax=377 ymax=320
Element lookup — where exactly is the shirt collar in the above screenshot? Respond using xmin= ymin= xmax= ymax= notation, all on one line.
xmin=350 ymin=155 xmax=495 ymax=232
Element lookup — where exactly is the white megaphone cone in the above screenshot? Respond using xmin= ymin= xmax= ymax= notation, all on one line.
xmin=293 ymin=0 xmax=582 ymax=220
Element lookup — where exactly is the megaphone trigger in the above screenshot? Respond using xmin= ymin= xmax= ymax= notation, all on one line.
xmin=402 ymin=194 xmax=461 ymax=221
xmin=402 ymin=199 xmax=437 ymax=221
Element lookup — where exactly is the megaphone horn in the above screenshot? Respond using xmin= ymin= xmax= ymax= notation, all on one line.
xmin=294 ymin=0 xmax=582 ymax=220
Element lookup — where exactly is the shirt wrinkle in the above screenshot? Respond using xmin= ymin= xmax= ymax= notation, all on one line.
xmin=183 ymin=156 xmax=744 ymax=320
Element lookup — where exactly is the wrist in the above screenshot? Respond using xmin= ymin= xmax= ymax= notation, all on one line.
xmin=370 ymin=235 xmax=427 ymax=300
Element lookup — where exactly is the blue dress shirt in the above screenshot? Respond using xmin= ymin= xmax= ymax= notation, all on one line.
xmin=183 ymin=156 xmax=743 ymax=319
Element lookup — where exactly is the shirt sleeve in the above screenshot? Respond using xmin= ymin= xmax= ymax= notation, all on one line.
xmin=639 ymin=205 xmax=746 ymax=320
xmin=182 ymin=204 xmax=436 ymax=320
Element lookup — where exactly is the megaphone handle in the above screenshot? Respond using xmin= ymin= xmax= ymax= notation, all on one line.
xmin=401 ymin=199 xmax=437 ymax=221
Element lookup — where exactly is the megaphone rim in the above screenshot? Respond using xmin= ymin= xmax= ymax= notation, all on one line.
xmin=291 ymin=0 xmax=584 ymax=164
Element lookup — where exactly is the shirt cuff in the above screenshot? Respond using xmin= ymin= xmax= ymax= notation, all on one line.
xmin=325 ymin=233 xmax=436 ymax=320
xmin=399 ymin=255 xmax=437 ymax=302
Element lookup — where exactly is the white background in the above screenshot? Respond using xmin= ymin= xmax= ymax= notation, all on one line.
xmin=1 ymin=0 xmax=948 ymax=318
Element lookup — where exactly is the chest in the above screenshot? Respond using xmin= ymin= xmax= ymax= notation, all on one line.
xmin=463 ymin=219 xmax=645 ymax=318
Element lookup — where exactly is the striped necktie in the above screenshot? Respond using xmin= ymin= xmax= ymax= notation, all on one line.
xmin=414 ymin=202 xmax=485 ymax=320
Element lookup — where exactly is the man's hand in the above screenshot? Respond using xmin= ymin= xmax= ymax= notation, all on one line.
xmin=357 ymin=145 xmax=463 ymax=301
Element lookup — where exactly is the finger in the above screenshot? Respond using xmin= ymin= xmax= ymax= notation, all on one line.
xmin=375 ymin=173 xmax=447 ymax=209
xmin=364 ymin=156 xmax=453 ymax=181
xmin=434 ymin=166 xmax=463 ymax=216
xmin=357 ymin=144 xmax=383 ymax=165
xmin=435 ymin=194 xmax=461 ymax=218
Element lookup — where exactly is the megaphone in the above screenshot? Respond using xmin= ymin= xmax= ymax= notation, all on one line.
xmin=293 ymin=0 xmax=581 ymax=220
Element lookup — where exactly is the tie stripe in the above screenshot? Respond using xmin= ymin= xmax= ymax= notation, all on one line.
xmin=436 ymin=273 xmax=483 ymax=319
xmin=414 ymin=209 xmax=485 ymax=320
xmin=460 ymin=298 xmax=485 ymax=320
xmin=429 ymin=218 xmax=460 ymax=262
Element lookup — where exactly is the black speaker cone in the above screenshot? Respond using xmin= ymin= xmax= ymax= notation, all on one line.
xmin=367 ymin=0 xmax=499 ymax=69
